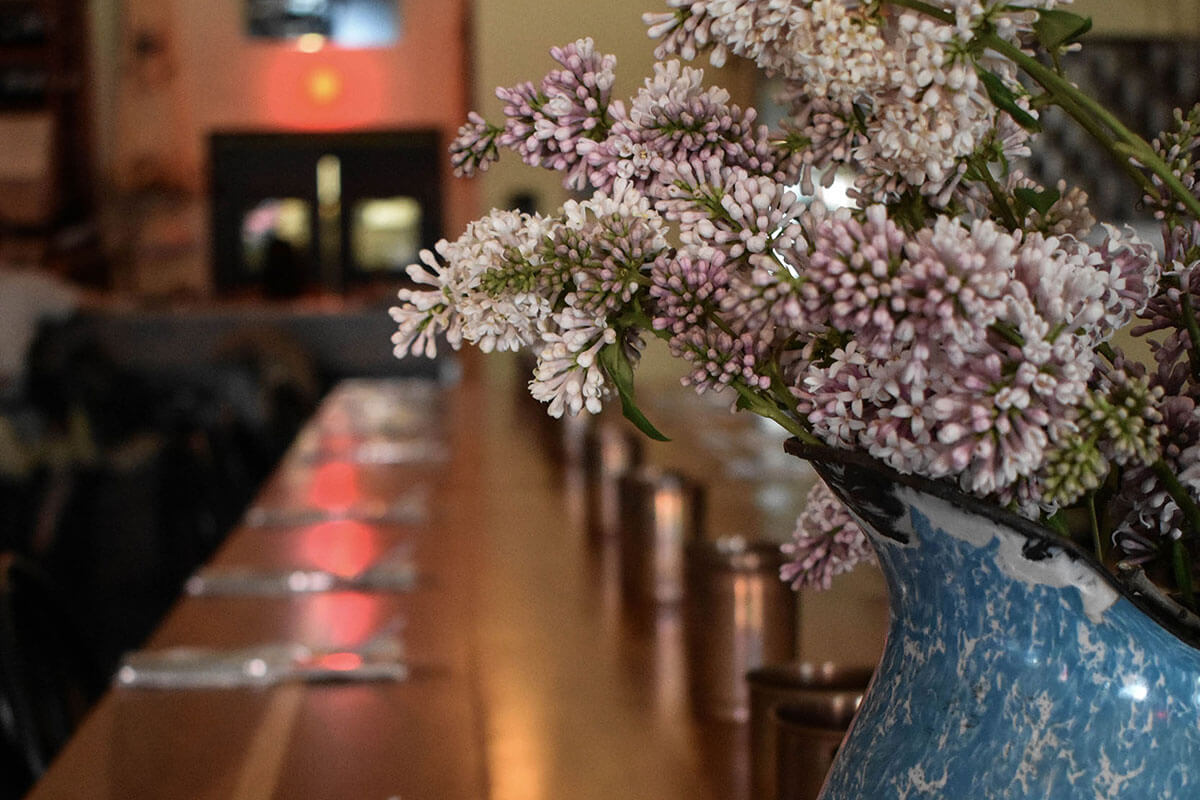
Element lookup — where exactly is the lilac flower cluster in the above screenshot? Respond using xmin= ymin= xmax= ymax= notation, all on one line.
xmin=643 ymin=0 xmax=1051 ymax=206
xmin=395 ymin=5 xmax=1200 ymax=604
xmin=1146 ymin=105 xmax=1200 ymax=222
xmin=451 ymin=39 xmax=799 ymax=203
xmin=392 ymin=180 xmax=668 ymax=418
xmin=455 ymin=38 xmax=617 ymax=190
xmin=781 ymin=479 xmax=875 ymax=591
xmin=778 ymin=211 xmax=1160 ymax=512
xmin=1113 ymin=206 xmax=1200 ymax=560
xmin=391 ymin=209 xmax=556 ymax=359
xmin=580 ymin=60 xmax=793 ymax=197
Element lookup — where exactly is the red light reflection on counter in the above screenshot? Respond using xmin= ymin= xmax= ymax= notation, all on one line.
xmin=299 ymin=593 xmax=382 ymax=646
xmin=313 ymin=651 xmax=364 ymax=672
xmin=307 ymin=461 xmax=362 ymax=512
xmin=298 ymin=520 xmax=380 ymax=578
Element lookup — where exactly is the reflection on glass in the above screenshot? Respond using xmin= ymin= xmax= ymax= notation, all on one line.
xmin=241 ymin=198 xmax=311 ymax=273
xmin=246 ymin=0 xmax=401 ymax=48
xmin=352 ymin=197 xmax=421 ymax=272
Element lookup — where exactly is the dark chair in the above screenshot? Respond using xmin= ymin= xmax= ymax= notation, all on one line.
xmin=0 ymin=552 xmax=104 ymax=797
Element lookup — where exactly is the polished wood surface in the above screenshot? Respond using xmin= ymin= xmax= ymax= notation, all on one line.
xmin=27 ymin=355 xmax=887 ymax=800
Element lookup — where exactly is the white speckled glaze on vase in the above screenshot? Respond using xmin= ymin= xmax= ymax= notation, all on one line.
xmin=786 ymin=442 xmax=1200 ymax=800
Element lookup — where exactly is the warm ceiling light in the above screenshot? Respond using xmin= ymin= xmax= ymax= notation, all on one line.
xmin=307 ymin=66 xmax=343 ymax=105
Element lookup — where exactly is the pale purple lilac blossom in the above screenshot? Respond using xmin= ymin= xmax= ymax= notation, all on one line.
xmin=645 ymin=0 xmax=1046 ymax=207
xmin=781 ymin=478 xmax=875 ymax=591
xmin=578 ymin=60 xmax=794 ymax=198
xmin=1111 ymin=219 xmax=1200 ymax=559
xmin=648 ymin=248 xmax=773 ymax=392
xmin=788 ymin=211 xmax=1157 ymax=509
xmin=396 ymin=10 xmax=1200 ymax=595
xmin=488 ymin=38 xmax=617 ymax=190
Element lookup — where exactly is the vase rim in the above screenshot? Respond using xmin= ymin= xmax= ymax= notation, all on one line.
xmin=783 ymin=439 xmax=1200 ymax=649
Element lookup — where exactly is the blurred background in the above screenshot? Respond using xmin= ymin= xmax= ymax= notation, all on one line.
xmin=0 ymin=0 xmax=1197 ymax=797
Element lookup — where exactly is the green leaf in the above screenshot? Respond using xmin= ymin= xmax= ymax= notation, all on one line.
xmin=598 ymin=343 xmax=670 ymax=442
xmin=977 ymin=69 xmax=1042 ymax=133
xmin=1034 ymin=9 xmax=1092 ymax=51
xmin=1014 ymin=186 xmax=1061 ymax=216
xmin=1044 ymin=509 xmax=1071 ymax=537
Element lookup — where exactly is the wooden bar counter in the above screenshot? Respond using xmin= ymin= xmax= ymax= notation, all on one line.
xmin=26 ymin=352 xmax=886 ymax=800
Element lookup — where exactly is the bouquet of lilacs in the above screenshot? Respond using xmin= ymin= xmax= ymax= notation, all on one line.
xmin=390 ymin=0 xmax=1200 ymax=611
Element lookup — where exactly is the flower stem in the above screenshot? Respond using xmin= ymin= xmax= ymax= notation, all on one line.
xmin=1153 ymin=459 xmax=1200 ymax=607
xmin=1153 ymin=460 xmax=1200 ymax=542
xmin=733 ymin=382 xmax=823 ymax=445
xmin=1174 ymin=538 xmax=1196 ymax=610
xmin=981 ymin=34 xmax=1200 ymax=220
xmin=1180 ymin=290 xmax=1200 ymax=383
xmin=969 ymin=156 xmax=1021 ymax=230
xmin=885 ymin=0 xmax=1200 ymax=218
xmin=885 ymin=0 xmax=952 ymax=23
xmin=1088 ymin=492 xmax=1105 ymax=564
xmin=989 ymin=320 xmax=1026 ymax=348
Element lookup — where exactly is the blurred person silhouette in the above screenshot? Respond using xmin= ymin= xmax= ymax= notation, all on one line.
xmin=0 ymin=262 xmax=81 ymax=408
xmin=261 ymin=233 xmax=307 ymax=299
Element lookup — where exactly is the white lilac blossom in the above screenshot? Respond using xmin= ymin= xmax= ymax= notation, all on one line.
xmin=850 ymin=13 xmax=1004 ymax=206
xmin=393 ymin=4 xmax=1200 ymax=606
xmin=645 ymin=0 xmax=1068 ymax=78
xmin=390 ymin=210 xmax=556 ymax=358
xmin=781 ymin=478 xmax=875 ymax=591
xmin=390 ymin=250 xmax=462 ymax=359
xmin=556 ymin=180 xmax=670 ymax=317
xmin=390 ymin=183 xmax=663 ymax=419
xmin=529 ymin=306 xmax=617 ymax=418
xmin=648 ymin=1 xmax=1040 ymax=208
xmin=656 ymin=161 xmax=807 ymax=268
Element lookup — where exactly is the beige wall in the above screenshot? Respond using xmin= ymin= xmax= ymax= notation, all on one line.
xmin=1074 ymin=0 xmax=1200 ymax=36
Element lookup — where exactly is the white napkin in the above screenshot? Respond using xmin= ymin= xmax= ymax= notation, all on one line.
xmin=115 ymin=635 xmax=407 ymax=689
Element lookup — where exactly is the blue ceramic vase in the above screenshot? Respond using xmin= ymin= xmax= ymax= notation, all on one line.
xmin=785 ymin=442 xmax=1200 ymax=800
